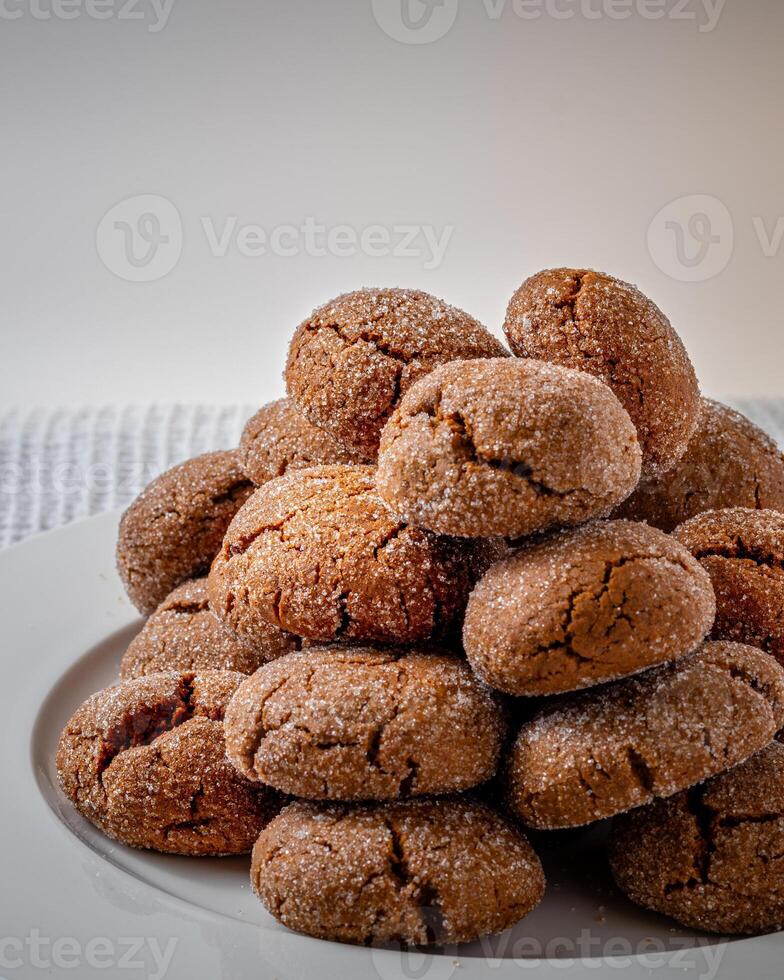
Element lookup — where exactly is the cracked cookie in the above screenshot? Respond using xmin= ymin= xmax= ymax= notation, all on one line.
xmin=506 ymin=641 xmax=784 ymax=829
xmin=376 ymin=358 xmax=642 ymax=538
xmin=208 ymin=465 xmax=478 ymax=645
xmin=251 ymin=797 xmax=545 ymax=946
xmin=463 ymin=520 xmax=716 ymax=696
xmin=56 ymin=671 xmax=281 ymax=855
xmin=285 ymin=288 xmax=509 ymax=459
xmin=616 ymin=399 xmax=784 ymax=532
xmin=674 ymin=508 xmax=784 ymax=661
xmin=503 ymin=268 xmax=700 ymax=478
xmin=239 ymin=398 xmax=368 ymax=486
xmin=117 ymin=450 xmax=254 ymax=614
xmin=224 ymin=646 xmax=505 ymax=800
xmin=120 ymin=578 xmax=301 ymax=679
xmin=609 ymin=741 xmax=784 ymax=934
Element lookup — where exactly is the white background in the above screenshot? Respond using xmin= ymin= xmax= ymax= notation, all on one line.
xmin=1 ymin=0 xmax=782 ymax=409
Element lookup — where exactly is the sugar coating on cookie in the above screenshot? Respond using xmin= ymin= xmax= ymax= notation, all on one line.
xmin=674 ymin=507 xmax=784 ymax=661
xmin=56 ymin=671 xmax=281 ymax=855
xmin=506 ymin=641 xmax=784 ymax=829
xmin=251 ymin=797 xmax=545 ymax=946
xmin=616 ymin=399 xmax=784 ymax=532
xmin=117 ymin=450 xmax=254 ymax=614
xmin=609 ymin=742 xmax=784 ymax=934
xmin=224 ymin=646 xmax=505 ymax=800
xmin=285 ymin=288 xmax=509 ymax=459
xmin=239 ymin=398 xmax=367 ymax=486
xmin=376 ymin=358 xmax=642 ymax=538
xmin=503 ymin=268 xmax=700 ymax=478
xmin=208 ymin=465 xmax=479 ymax=645
xmin=463 ymin=520 xmax=716 ymax=696
xmin=120 ymin=578 xmax=302 ymax=679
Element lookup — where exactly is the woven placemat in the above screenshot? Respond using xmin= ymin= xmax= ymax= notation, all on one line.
xmin=1 ymin=400 xmax=782 ymax=549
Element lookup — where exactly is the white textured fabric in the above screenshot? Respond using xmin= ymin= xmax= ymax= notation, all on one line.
xmin=0 ymin=405 xmax=255 ymax=548
xmin=1 ymin=401 xmax=783 ymax=549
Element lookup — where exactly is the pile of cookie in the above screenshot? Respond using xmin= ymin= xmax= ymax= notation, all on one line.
xmin=56 ymin=271 xmax=784 ymax=946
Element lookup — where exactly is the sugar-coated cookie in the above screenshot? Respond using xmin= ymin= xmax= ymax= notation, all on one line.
xmin=225 ymin=646 xmax=505 ymax=800
xmin=208 ymin=465 xmax=478 ymax=645
xmin=251 ymin=797 xmax=545 ymax=946
xmin=609 ymin=742 xmax=784 ymax=934
xmin=503 ymin=268 xmax=700 ymax=478
xmin=239 ymin=398 xmax=367 ymax=485
xmin=117 ymin=450 xmax=254 ymax=614
xmin=285 ymin=288 xmax=508 ymax=458
xmin=674 ymin=507 xmax=784 ymax=660
xmin=506 ymin=642 xmax=784 ymax=829
xmin=463 ymin=520 xmax=715 ymax=695
xmin=56 ymin=671 xmax=280 ymax=855
xmin=616 ymin=399 xmax=784 ymax=531
xmin=119 ymin=578 xmax=301 ymax=679
xmin=376 ymin=359 xmax=642 ymax=538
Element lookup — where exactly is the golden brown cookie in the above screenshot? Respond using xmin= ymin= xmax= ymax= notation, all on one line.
xmin=285 ymin=288 xmax=509 ymax=458
xmin=251 ymin=797 xmax=545 ymax=946
xmin=224 ymin=646 xmax=505 ymax=800
xmin=609 ymin=742 xmax=784 ymax=934
xmin=56 ymin=671 xmax=280 ymax=855
xmin=117 ymin=450 xmax=254 ymax=614
xmin=616 ymin=399 xmax=784 ymax=531
xmin=463 ymin=520 xmax=715 ymax=696
xmin=674 ymin=507 xmax=784 ymax=661
xmin=506 ymin=641 xmax=784 ymax=829
xmin=239 ymin=398 xmax=367 ymax=485
xmin=119 ymin=578 xmax=301 ymax=679
xmin=376 ymin=358 xmax=642 ymax=538
xmin=208 ymin=465 xmax=478 ymax=645
xmin=503 ymin=268 xmax=700 ymax=478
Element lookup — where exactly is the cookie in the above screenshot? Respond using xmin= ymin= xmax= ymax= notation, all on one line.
xmin=251 ymin=797 xmax=545 ymax=946
xmin=674 ymin=507 xmax=784 ymax=660
xmin=506 ymin=641 xmax=784 ymax=829
xmin=376 ymin=358 xmax=642 ymax=538
xmin=463 ymin=520 xmax=716 ymax=696
xmin=285 ymin=288 xmax=509 ymax=458
xmin=56 ymin=671 xmax=280 ymax=855
xmin=616 ymin=399 xmax=784 ymax=532
xmin=208 ymin=465 xmax=477 ymax=645
xmin=119 ymin=578 xmax=301 ymax=679
xmin=609 ymin=742 xmax=784 ymax=934
xmin=239 ymin=398 xmax=367 ymax=485
xmin=503 ymin=268 xmax=700 ymax=478
xmin=117 ymin=450 xmax=254 ymax=614
xmin=224 ymin=646 xmax=505 ymax=800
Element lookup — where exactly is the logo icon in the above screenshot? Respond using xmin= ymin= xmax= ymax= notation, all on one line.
xmin=647 ymin=194 xmax=733 ymax=282
xmin=370 ymin=941 xmax=459 ymax=980
xmin=371 ymin=0 xmax=458 ymax=44
xmin=96 ymin=194 xmax=183 ymax=282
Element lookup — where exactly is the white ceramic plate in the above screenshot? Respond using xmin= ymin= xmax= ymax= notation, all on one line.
xmin=1 ymin=510 xmax=780 ymax=979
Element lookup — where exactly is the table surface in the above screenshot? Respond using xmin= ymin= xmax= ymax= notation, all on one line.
xmin=1 ymin=400 xmax=783 ymax=549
